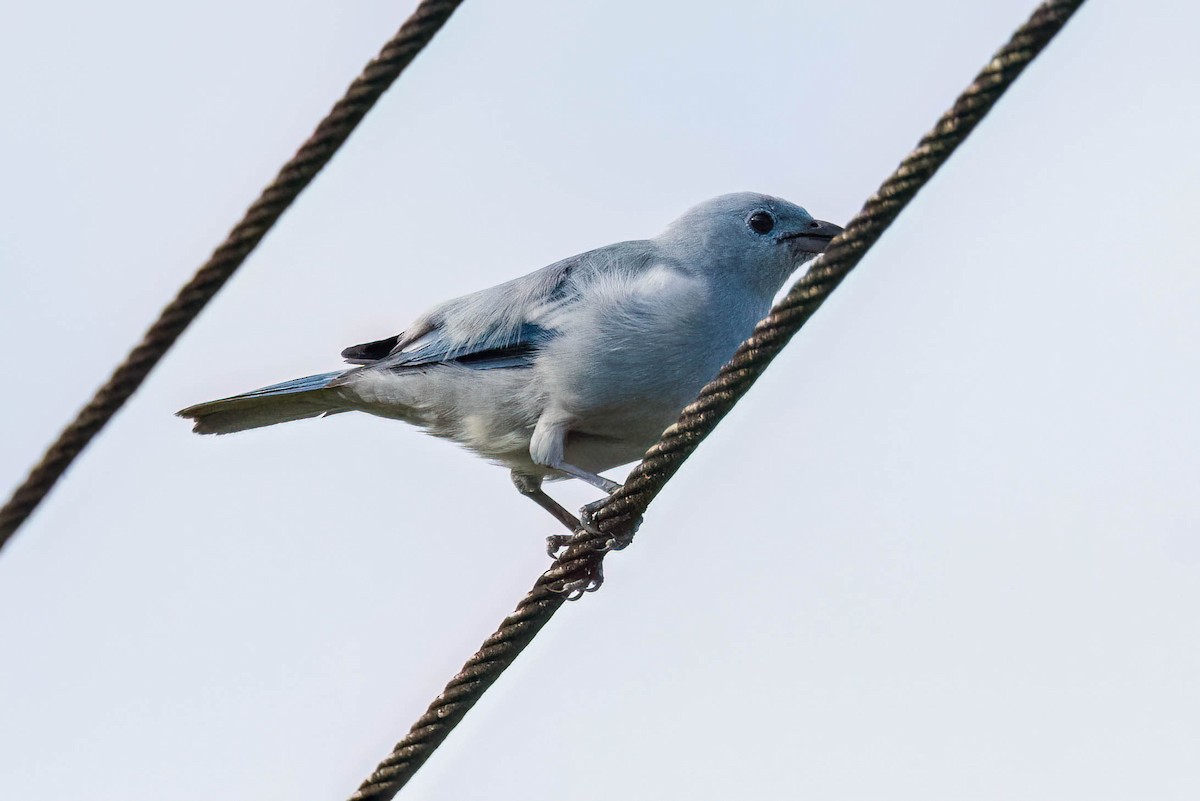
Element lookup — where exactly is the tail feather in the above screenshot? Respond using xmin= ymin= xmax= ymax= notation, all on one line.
xmin=178 ymin=371 xmax=348 ymax=435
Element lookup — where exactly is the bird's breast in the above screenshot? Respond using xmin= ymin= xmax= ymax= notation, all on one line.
xmin=538 ymin=266 xmax=767 ymax=432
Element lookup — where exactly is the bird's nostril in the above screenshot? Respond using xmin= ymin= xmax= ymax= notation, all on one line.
xmin=808 ymin=220 xmax=821 ymax=229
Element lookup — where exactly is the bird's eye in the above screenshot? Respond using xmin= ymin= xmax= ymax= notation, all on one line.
xmin=748 ymin=211 xmax=775 ymax=235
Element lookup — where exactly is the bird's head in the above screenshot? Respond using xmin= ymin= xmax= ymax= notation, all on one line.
xmin=660 ymin=192 xmax=843 ymax=296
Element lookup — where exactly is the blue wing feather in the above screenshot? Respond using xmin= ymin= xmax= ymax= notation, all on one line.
xmin=384 ymin=322 xmax=553 ymax=370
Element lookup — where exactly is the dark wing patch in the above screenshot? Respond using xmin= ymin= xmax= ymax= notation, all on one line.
xmin=451 ymin=340 xmax=540 ymax=370
xmin=392 ymin=322 xmax=553 ymax=371
xmin=341 ymin=334 xmax=401 ymax=364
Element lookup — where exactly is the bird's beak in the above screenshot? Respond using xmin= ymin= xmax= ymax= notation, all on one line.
xmin=780 ymin=219 xmax=844 ymax=255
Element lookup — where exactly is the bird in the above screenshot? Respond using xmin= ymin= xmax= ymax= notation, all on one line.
xmin=179 ymin=192 xmax=841 ymax=543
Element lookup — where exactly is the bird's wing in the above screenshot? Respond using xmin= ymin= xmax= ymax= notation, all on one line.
xmin=341 ymin=244 xmax=653 ymax=371
xmin=353 ymin=320 xmax=556 ymax=371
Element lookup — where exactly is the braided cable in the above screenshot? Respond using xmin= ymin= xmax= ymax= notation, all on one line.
xmin=348 ymin=2 xmax=1086 ymax=798
xmin=0 ymin=0 xmax=466 ymax=551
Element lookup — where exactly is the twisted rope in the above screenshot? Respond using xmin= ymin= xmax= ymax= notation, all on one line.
xmin=348 ymin=2 xmax=1086 ymax=798
xmin=0 ymin=0 xmax=466 ymax=551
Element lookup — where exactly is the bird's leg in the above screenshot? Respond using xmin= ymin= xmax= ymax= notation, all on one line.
xmin=548 ymin=461 xmax=621 ymax=494
xmin=510 ymin=471 xmax=609 ymax=595
xmin=547 ymin=460 xmax=641 ymax=551
xmin=510 ymin=471 xmax=581 ymax=556
xmin=528 ymin=416 xmax=634 ymax=559
xmin=513 ymin=465 xmax=635 ymax=596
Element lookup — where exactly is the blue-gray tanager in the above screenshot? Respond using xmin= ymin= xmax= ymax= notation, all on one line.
xmin=179 ymin=193 xmax=841 ymax=534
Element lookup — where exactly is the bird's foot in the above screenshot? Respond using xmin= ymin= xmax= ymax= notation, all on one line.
xmin=549 ymin=553 xmax=606 ymax=600
xmin=545 ymin=533 xmax=572 ymax=558
xmin=544 ymin=501 xmax=641 ymax=598
xmin=544 ymin=523 xmax=613 ymax=559
xmin=545 ymin=519 xmax=613 ymax=598
xmin=578 ymin=498 xmax=641 ymax=551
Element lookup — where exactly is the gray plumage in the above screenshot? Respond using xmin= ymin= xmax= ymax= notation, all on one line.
xmin=179 ymin=192 xmax=841 ymax=532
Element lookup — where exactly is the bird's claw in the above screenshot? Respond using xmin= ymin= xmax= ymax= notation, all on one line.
xmin=545 ymin=534 xmax=572 ymax=558
xmin=546 ymin=519 xmax=610 ymax=598
xmin=549 ymin=557 xmax=605 ymax=600
xmin=578 ymin=499 xmax=642 ymax=552
xmin=544 ymin=502 xmax=642 ymax=598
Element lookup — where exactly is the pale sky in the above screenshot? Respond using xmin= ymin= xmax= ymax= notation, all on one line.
xmin=2 ymin=1 xmax=1198 ymax=799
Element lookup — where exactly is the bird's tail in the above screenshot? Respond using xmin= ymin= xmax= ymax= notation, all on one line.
xmin=177 ymin=371 xmax=349 ymax=435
